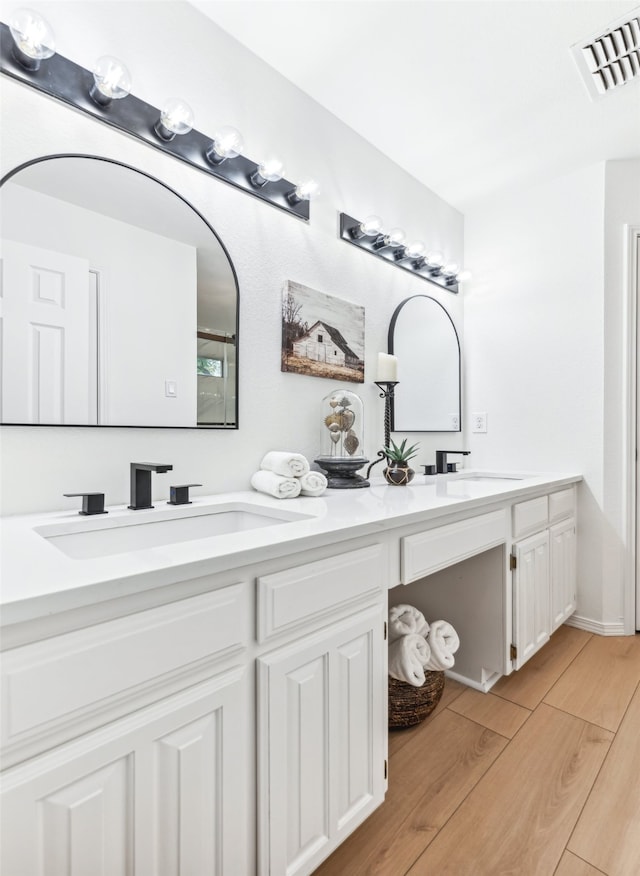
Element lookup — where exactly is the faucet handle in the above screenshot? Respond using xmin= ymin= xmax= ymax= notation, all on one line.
xmin=168 ymin=484 xmax=202 ymax=506
xmin=63 ymin=492 xmax=107 ymax=516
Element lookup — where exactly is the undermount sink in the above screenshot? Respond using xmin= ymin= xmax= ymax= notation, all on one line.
xmin=35 ymin=503 xmax=313 ymax=560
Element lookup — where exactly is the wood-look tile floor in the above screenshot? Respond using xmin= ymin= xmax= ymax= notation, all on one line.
xmin=313 ymin=626 xmax=640 ymax=876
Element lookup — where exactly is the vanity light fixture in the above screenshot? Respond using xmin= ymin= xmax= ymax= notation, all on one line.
xmin=0 ymin=18 xmax=314 ymax=220
xmin=205 ymin=125 xmax=244 ymax=165
xmin=8 ymin=7 xmax=54 ymax=70
xmin=90 ymin=56 xmax=131 ymax=107
xmin=339 ymin=212 xmax=468 ymax=293
xmin=250 ymin=157 xmax=285 ymax=187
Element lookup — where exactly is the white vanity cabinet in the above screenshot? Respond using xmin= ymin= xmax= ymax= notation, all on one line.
xmin=255 ymin=543 xmax=388 ymax=876
xmin=1 ymin=584 xmax=251 ymax=876
xmin=511 ymin=487 xmax=577 ymax=669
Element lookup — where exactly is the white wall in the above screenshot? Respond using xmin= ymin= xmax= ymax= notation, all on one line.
xmin=0 ymin=1 xmax=464 ymax=515
xmin=465 ymin=159 xmax=640 ymax=631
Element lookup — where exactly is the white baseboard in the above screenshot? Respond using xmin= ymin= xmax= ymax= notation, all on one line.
xmin=444 ymin=668 xmax=501 ymax=692
xmin=564 ymin=614 xmax=626 ymax=636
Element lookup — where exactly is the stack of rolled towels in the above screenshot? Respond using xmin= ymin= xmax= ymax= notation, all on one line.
xmin=250 ymin=451 xmax=328 ymax=499
xmin=388 ymin=603 xmax=460 ymax=687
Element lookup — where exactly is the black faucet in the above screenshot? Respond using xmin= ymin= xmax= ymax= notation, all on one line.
xmin=435 ymin=450 xmax=470 ymax=474
xmin=128 ymin=463 xmax=173 ymax=510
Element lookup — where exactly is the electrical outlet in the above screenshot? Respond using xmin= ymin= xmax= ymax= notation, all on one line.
xmin=449 ymin=413 xmax=460 ymax=430
xmin=472 ymin=412 xmax=487 ymax=433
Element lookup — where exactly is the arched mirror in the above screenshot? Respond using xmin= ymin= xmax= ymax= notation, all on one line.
xmin=0 ymin=155 xmax=238 ymax=428
xmin=389 ymin=295 xmax=461 ymax=432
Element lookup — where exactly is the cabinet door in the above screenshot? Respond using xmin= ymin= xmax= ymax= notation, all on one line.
xmin=550 ymin=518 xmax=577 ymax=631
xmin=1 ymin=668 xmax=247 ymax=876
xmin=512 ymin=530 xmax=550 ymax=670
xmin=257 ymin=605 xmax=386 ymax=876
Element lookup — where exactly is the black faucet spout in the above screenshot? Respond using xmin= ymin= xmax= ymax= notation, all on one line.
xmin=435 ymin=450 xmax=470 ymax=474
xmin=129 ymin=462 xmax=173 ymax=510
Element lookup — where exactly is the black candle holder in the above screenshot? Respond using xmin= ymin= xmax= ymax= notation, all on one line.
xmin=366 ymin=381 xmax=398 ymax=479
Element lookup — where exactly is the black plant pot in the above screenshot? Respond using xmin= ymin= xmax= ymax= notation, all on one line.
xmin=384 ymin=462 xmax=415 ymax=485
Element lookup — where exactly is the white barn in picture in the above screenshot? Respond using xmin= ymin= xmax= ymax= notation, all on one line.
xmin=292 ymin=320 xmax=360 ymax=367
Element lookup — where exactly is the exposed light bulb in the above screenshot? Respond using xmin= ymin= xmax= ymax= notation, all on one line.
xmin=154 ymin=98 xmax=195 ymax=141
xmin=206 ymin=126 xmax=244 ymax=165
xmin=385 ymin=227 xmax=406 ymax=247
xmin=442 ymin=263 xmax=460 ymax=282
xmin=288 ymin=178 xmax=321 ymax=204
xmin=360 ymin=215 xmax=383 ymax=237
xmin=90 ymin=56 xmax=132 ymax=106
xmin=456 ymin=269 xmax=472 ymax=284
xmin=9 ymin=8 xmax=55 ymax=70
xmin=251 ymin=157 xmax=285 ymax=187
xmin=404 ymin=240 xmax=425 ymax=259
xmin=426 ymin=251 xmax=444 ymax=268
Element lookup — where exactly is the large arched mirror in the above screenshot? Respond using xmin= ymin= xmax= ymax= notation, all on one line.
xmin=389 ymin=294 xmax=461 ymax=432
xmin=0 ymin=155 xmax=238 ymax=428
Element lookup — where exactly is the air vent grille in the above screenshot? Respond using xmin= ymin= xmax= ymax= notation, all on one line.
xmin=572 ymin=9 xmax=640 ymax=99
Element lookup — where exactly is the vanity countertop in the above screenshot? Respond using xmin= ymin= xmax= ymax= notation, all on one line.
xmin=0 ymin=470 xmax=581 ymax=632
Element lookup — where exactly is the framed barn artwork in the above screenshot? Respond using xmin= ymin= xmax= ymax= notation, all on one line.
xmin=281 ymin=280 xmax=365 ymax=383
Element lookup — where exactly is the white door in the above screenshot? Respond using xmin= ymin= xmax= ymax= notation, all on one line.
xmin=0 ymin=240 xmax=95 ymax=423
xmin=512 ymin=530 xmax=550 ymax=669
xmin=257 ymin=605 xmax=386 ymax=876
xmin=636 ymin=232 xmax=640 ymax=631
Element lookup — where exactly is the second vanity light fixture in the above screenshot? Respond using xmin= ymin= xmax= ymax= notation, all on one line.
xmin=340 ymin=213 xmax=471 ymax=293
xmin=0 ymin=10 xmax=319 ymax=220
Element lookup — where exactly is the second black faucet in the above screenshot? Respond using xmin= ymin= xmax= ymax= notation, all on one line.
xmin=129 ymin=462 xmax=173 ymax=510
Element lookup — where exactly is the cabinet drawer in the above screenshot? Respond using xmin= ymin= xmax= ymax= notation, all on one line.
xmin=2 ymin=585 xmax=245 ymax=748
xmin=401 ymin=510 xmax=507 ymax=584
xmin=257 ymin=544 xmax=384 ymax=643
xmin=549 ymin=487 xmax=576 ymax=524
xmin=512 ymin=496 xmax=549 ymax=539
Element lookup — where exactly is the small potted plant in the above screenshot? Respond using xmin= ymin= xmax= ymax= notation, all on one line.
xmin=383 ymin=438 xmax=420 ymax=485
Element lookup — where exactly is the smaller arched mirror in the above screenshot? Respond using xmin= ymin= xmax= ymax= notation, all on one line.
xmin=389 ymin=295 xmax=461 ymax=432
xmin=0 ymin=155 xmax=238 ymax=428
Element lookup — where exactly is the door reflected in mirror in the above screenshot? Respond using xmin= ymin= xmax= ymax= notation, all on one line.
xmin=0 ymin=155 xmax=238 ymax=428
xmin=389 ymin=295 xmax=461 ymax=432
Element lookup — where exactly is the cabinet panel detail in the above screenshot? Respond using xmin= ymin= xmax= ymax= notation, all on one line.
xmin=550 ymin=519 xmax=577 ymax=631
xmin=42 ymin=756 xmax=133 ymax=876
xmin=513 ymin=530 xmax=550 ymax=669
xmin=2 ymin=585 xmax=244 ymax=747
xmin=548 ymin=487 xmax=576 ymax=524
xmin=257 ymin=544 xmax=384 ymax=642
xmin=401 ymin=510 xmax=507 ymax=584
xmin=512 ymin=495 xmax=549 ymax=539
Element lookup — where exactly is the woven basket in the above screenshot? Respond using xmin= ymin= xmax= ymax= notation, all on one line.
xmin=388 ymin=671 xmax=445 ymax=729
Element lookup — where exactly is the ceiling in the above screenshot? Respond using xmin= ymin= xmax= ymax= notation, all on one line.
xmin=191 ymin=0 xmax=640 ymax=211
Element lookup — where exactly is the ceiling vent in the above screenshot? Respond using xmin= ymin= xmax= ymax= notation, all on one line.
xmin=572 ymin=8 xmax=640 ymax=99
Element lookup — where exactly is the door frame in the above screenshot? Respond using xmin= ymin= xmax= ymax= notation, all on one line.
xmin=624 ymin=225 xmax=640 ymax=632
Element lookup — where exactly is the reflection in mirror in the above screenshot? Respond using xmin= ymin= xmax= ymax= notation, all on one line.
xmin=389 ymin=295 xmax=461 ymax=432
xmin=0 ymin=155 xmax=238 ymax=428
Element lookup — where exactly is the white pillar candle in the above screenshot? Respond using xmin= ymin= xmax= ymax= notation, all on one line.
xmin=376 ymin=352 xmax=398 ymax=382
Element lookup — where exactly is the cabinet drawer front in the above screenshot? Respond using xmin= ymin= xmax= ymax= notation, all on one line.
xmin=512 ymin=495 xmax=549 ymax=539
xmin=549 ymin=487 xmax=576 ymax=523
xmin=2 ymin=585 xmax=245 ymax=747
xmin=257 ymin=544 xmax=384 ymax=643
xmin=401 ymin=510 xmax=507 ymax=584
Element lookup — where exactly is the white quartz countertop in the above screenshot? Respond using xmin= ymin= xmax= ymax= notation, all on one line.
xmin=0 ymin=470 xmax=581 ymax=630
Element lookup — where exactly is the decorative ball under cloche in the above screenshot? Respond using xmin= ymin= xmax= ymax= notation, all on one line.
xmin=314 ymin=389 xmax=369 ymax=489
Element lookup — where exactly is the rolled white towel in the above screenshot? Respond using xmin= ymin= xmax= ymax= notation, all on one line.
xmin=388 ymin=634 xmax=432 ymax=687
xmin=299 ymin=470 xmax=328 ymax=497
xmin=424 ymin=620 xmax=460 ymax=671
xmin=260 ymin=451 xmax=310 ymax=478
xmin=250 ymin=470 xmax=301 ymax=499
xmin=388 ymin=604 xmax=430 ymax=643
